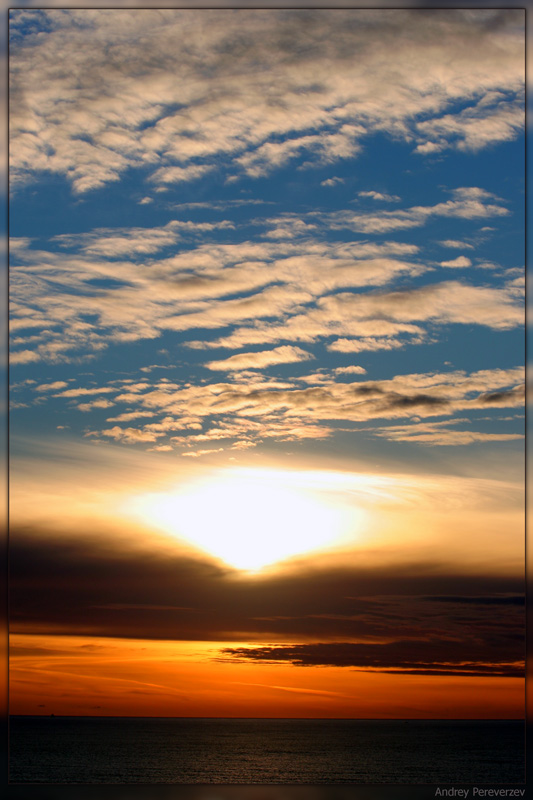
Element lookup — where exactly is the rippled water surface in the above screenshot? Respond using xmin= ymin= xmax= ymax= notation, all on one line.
xmin=9 ymin=717 xmax=524 ymax=784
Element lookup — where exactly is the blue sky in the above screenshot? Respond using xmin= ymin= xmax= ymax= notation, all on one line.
xmin=9 ymin=9 xmax=524 ymax=464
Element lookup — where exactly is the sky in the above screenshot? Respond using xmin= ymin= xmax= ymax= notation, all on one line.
xmin=8 ymin=8 xmax=525 ymax=720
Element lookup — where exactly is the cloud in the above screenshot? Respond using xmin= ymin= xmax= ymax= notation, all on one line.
xmin=473 ymin=385 xmax=525 ymax=407
xmin=334 ymin=366 xmax=367 ymax=375
xmin=53 ymin=223 xmax=182 ymax=257
xmin=77 ymin=399 xmax=115 ymax=413
xmin=139 ymin=364 xmax=173 ymax=374
xmin=322 ymin=187 xmax=509 ymax=234
xmin=9 ymin=10 xmax=524 ymax=193
xmin=238 ymin=126 xmax=364 ymax=177
xmin=7 ymin=12 xmax=523 ymax=469
xmin=9 ymin=526 xmax=524 ymax=678
xmin=10 ymin=235 xmax=435 ymax=362
xmin=319 ymin=281 xmax=522 ymax=331
xmin=169 ymin=417 xmax=332 ymax=446
xmin=320 ymin=177 xmax=344 ymax=187
xmin=56 ymin=365 xmax=523 ymax=452
xmin=423 ymin=595 xmax=524 ymax=606
xmin=415 ymin=141 xmax=444 ymax=154
xmin=358 ymin=191 xmax=400 ymax=202
xmin=205 ymin=345 xmax=314 ymax=372
xmin=237 ymin=134 xmax=326 ymax=177
xmin=328 ymin=337 xmax=415 ymax=354
xmin=373 ymin=419 xmax=524 ymax=446
xmin=259 ymin=217 xmax=318 ymax=240
xmin=34 ymin=381 xmax=69 ymax=392
xmin=220 ymin=640 xmax=523 ymax=677
xmin=439 ymin=239 xmax=475 ymax=250
xmin=148 ymin=164 xmax=216 ymax=186
xmin=181 ymin=447 xmax=225 ymax=458
xmin=440 ymin=256 xmax=473 ymax=268
xmin=52 ymin=219 xmax=234 ymax=257
xmin=10 ymin=200 xmax=519 ymax=369
xmin=89 ymin=426 xmax=166 ymax=444
xmin=55 ymin=386 xmax=117 ymax=398
xmin=10 ymin=349 xmax=40 ymax=365
xmin=415 ymin=97 xmax=524 ymax=154
xmin=182 ymin=272 xmax=520 ymax=355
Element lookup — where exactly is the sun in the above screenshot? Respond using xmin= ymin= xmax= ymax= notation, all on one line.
xmin=128 ymin=468 xmax=362 ymax=571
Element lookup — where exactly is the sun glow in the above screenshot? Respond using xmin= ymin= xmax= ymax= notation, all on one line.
xmin=128 ymin=468 xmax=363 ymax=571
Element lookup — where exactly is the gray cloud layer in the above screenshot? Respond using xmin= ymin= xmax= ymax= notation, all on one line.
xmin=10 ymin=527 xmax=524 ymax=678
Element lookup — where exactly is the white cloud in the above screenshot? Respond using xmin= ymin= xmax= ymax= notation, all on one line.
xmin=11 ymin=232 xmax=440 ymax=363
xmin=323 ymin=188 xmax=509 ymax=234
xmin=358 ymin=191 xmax=400 ymax=202
xmin=10 ymin=349 xmax=40 ymax=365
xmin=259 ymin=217 xmax=317 ymax=240
xmin=148 ymin=165 xmax=216 ymax=186
xmin=59 ymin=365 xmax=523 ymax=453
xmin=7 ymin=10 xmax=523 ymax=468
xmin=9 ymin=10 xmax=524 ymax=193
xmin=55 ymin=386 xmax=117 ymax=398
xmin=320 ymin=177 xmax=344 ymax=187
xmin=34 ymin=381 xmax=69 ymax=392
xmin=11 ymin=213 xmax=521 ymax=368
xmin=439 ymin=240 xmax=474 ymax=250
xmin=334 ymin=366 xmax=367 ymax=375
xmin=374 ymin=418 xmax=524 ymax=446
xmin=77 ymin=398 xmax=116 ymax=412
xmin=211 ymin=278 xmax=521 ymax=353
xmin=139 ymin=365 xmax=172 ymax=374
xmin=416 ymin=98 xmax=524 ymax=154
xmin=88 ymin=426 xmax=166 ymax=444
xmin=319 ymin=280 xmax=522 ymax=331
xmin=181 ymin=448 xmax=224 ymax=458
xmin=440 ymin=256 xmax=472 ymax=268
xmin=237 ymin=134 xmax=325 ymax=177
xmin=415 ymin=141 xmax=445 ymax=155
xmin=53 ymin=222 xmax=182 ymax=257
xmin=205 ymin=345 xmax=314 ymax=372
xmin=52 ymin=219 xmax=233 ymax=258
xmin=328 ymin=337 xmax=413 ymax=353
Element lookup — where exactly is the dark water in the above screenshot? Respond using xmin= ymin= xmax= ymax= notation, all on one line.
xmin=8 ymin=717 xmax=525 ymax=784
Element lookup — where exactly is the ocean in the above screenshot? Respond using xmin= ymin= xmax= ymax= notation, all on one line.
xmin=8 ymin=717 xmax=524 ymax=784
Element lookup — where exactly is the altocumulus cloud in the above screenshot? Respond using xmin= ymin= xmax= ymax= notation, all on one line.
xmin=32 ymin=365 xmax=522 ymax=451
xmin=9 ymin=10 xmax=524 ymax=193
xmin=8 ymin=9 xmax=524 ymax=460
xmin=205 ymin=346 xmax=314 ymax=372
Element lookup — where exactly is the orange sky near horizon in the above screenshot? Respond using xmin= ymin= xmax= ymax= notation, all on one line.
xmin=8 ymin=448 xmax=525 ymax=722
xmin=9 ymin=634 xmax=525 ymax=720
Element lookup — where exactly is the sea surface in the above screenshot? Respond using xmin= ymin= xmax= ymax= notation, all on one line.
xmin=8 ymin=717 xmax=525 ymax=784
